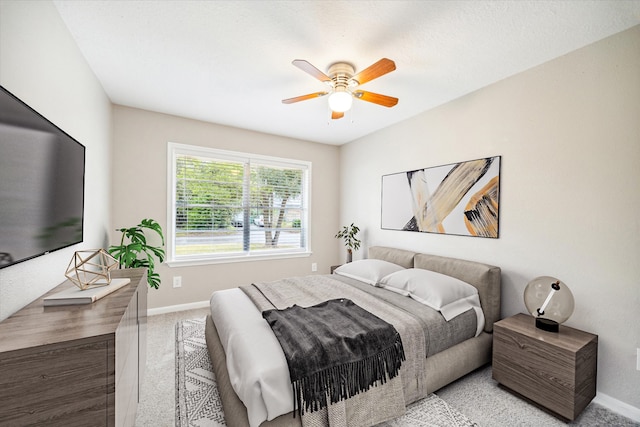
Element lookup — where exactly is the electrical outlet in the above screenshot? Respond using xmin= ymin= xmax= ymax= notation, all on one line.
xmin=173 ymin=276 xmax=182 ymax=288
xmin=311 ymin=262 xmax=317 ymax=272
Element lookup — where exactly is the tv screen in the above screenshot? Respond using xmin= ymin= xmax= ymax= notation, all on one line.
xmin=0 ymin=86 xmax=85 ymax=269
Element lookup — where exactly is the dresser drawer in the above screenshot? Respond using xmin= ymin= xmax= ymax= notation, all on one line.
xmin=0 ymin=340 xmax=110 ymax=426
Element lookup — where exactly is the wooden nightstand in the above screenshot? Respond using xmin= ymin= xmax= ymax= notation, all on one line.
xmin=492 ymin=313 xmax=598 ymax=421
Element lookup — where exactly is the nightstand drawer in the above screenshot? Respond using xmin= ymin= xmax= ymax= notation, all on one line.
xmin=492 ymin=314 xmax=597 ymax=421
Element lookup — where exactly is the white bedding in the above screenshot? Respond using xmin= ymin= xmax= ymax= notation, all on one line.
xmin=210 ymin=289 xmax=294 ymax=427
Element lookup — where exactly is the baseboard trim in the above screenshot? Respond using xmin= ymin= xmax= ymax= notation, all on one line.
xmin=147 ymin=300 xmax=210 ymax=316
xmin=594 ymin=392 xmax=640 ymax=422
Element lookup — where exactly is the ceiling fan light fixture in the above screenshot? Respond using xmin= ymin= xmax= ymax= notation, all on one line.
xmin=328 ymin=90 xmax=353 ymax=113
xmin=284 ymin=58 xmax=397 ymax=118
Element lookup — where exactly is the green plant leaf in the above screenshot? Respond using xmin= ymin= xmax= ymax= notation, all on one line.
xmin=140 ymin=218 xmax=165 ymax=244
xmin=146 ymin=255 xmax=155 ymax=270
xmin=335 ymin=223 xmax=361 ymax=252
xmin=133 ymin=258 xmax=149 ymax=268
xmin=111 ymin=219 xmax=165 ymax=289
xmin=107 ymin=246 xmax=124 ymax=261
xmin=125 ymin=227 xmax=147 ymax=245
xmin=119 ymin=243 xmax=142 ymax=267
xmin=147 ymin=271 xmax=161 ymax=289
xmin=129 ymin=259 xmax=145 ymax=269
xmin=147 ymin=246 xmax=166 ymax=262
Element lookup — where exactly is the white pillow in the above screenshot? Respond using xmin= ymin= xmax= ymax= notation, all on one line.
xmin=380 ymin=268 xmax=480 ymax=321
xmin=333 ymin=259 xmax=405 ymax=286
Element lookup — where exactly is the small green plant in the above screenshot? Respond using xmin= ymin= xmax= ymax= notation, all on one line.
xmin=108 ymin=219 xmax=165 ymax=289
xmin=335 ymin=223 xmax=361 ymax=262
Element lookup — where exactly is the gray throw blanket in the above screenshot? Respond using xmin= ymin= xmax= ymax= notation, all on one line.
xmin=262 ymin=298 xmax=405 ymax=416
xmin=242 ymin=275 xmax=427 ymax=427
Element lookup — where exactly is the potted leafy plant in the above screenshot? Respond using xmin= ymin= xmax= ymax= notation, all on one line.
xmin=335 ymin=223 xmax=361 ymax=263
xmin=108 ymin=218 xmax=165 ymax=289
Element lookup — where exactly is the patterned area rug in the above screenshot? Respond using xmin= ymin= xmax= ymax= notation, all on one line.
xmin=176 ymin=318 xmax=226 ymax=427
xmin=176 ymin=318 xmax=478 ymax=427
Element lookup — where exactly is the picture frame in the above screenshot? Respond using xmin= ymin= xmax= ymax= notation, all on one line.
xmin=381 ymin=156 xmax=501 ymax=238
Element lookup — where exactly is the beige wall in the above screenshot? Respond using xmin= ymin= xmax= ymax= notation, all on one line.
xmin=339 ymin=26 xmax=640 ymax=409
xmin=0 ymin=0 xmax=112 ymax=320
xmin=112 ymin=106 xmax=341 ymax=309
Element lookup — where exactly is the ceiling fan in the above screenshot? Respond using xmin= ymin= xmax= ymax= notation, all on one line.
xmin=282 ymin=58 xmax=398 ymax=120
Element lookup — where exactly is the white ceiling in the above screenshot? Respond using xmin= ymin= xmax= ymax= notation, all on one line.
xmin=53 ymin=1 xmax=640 ymax=145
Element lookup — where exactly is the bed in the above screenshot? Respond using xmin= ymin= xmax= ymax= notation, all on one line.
xmin=204 ymin=246 xmax=501 ymax=427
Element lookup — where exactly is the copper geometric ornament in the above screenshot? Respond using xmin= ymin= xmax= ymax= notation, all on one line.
xmin=65 ymin=249 xmax=120 ymax=290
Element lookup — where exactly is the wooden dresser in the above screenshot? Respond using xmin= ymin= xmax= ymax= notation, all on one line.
xmin=0 ymin=268 xmax=147 ymax=427
xmin=492 ymin=313 xmax=598 ymax=421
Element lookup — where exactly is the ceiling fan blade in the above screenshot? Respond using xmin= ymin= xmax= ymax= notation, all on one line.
xmin=353 ymin=90 xmax=398 ymax=108
xmin=331 ymin=111 xmax=344 ymax=120
xmin=292 ymin=60 xmax=332 ymax=83
xmin=351 ymin=58 xmax=396 ymax=85
xmin=282 ymin=92 xmax=328 ymax=104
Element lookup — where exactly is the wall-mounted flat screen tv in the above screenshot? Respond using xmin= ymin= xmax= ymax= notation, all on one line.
xmin=0 ymin=85 xmax=85 ymax=269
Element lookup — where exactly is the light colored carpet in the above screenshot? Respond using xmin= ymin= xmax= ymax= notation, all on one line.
xmin=136 ymin=308 xmax=639 ymax=427
xmin=136 ymin=307 xmax=211 ymax=427
xmin=436 ymin=364 xmax=640 ymax=427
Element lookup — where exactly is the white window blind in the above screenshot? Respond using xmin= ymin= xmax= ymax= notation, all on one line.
xmin=168 ymin=143 xmax=310 ymax=264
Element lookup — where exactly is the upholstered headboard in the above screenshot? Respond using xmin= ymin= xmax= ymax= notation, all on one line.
xmin=368 ymin=246 xmax=501 ymax=333
xmin=368 ymin=246 xmax=416 ymax=268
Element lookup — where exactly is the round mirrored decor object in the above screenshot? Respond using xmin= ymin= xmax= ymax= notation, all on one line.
xmin=524 ymin=276 xmax=574 ymax=331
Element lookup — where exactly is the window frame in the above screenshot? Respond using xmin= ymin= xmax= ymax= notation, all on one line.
xmin=166 ymin=142 xmax=312 ymax=267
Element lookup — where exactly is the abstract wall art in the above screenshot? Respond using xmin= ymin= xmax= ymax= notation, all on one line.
xmin=381 ymin=156 xmax=501 ymax=238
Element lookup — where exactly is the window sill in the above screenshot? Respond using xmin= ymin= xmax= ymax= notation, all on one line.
xmin=165 ymin=251 xmax=311 ymax=268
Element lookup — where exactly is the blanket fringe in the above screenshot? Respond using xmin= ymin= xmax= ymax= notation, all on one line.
xmin=293 ymin=335 xmax=405 ymax=416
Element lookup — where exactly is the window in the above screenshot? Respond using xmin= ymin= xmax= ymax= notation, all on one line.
xmin=167 ymin=143 xmax=310 ymax=265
